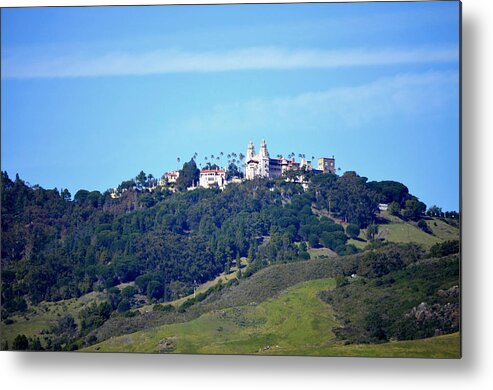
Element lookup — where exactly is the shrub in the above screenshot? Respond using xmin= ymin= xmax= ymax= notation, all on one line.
xmin=121 ymin=285 xmax=138 ymax=299
xmin=429 ymin=240 xmax=460 ymax=258
xmin=308 ymin=234 xmax=320 ymax=248
xmin=117 ymin=299 xmax=131 ymax=313
xmin=153 ymin=304 xmax=176 ymax=312
xmin=417 ymin=219 xmax=432 ymax=234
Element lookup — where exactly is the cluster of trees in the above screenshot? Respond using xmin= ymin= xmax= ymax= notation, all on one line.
xmin=426 ymin=205 xmax=460 ymax=220
xmin=367 ymin=180 xmax=427 ymax=221
xmin=311 ymin=172 xmax=380 ymax=227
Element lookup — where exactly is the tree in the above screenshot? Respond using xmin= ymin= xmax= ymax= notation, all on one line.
xmin=429 ymin=240 xmax=460 ymax=258
xmin=427 ymin=205 xmax=443 ymax=217
xmin=29 ymin=337 xmax=43 ymax=351
xmin=402 ymin=198 xmax=427 ymax=221
xmin=53 ymin=315 xmax=77 ymax=337
xmin=176 ymin=159 xmax=200 ymax=191
xmin=367 ymin=180 xmax=409 ymax=206
xmin=328 ymin=172 xmax=380 ymax=227
xmin=13 ymin=334 xmax=29 ymax=350
xmin=226 ymin=162 xmax=242 ymax=180
xmin=136 ymin=170 xmax=147 ymax=189
xmin=308 ymin=234 xmax=320 ymax=248
xmin=388 ymin=201 xmax=401 ymax=216
xmin=121 ymin=285 xmax=137 ymax=299
xmin=366 ymin=224 xmax=379 ymax=240
xmin=147 ymin=280 xmax=164 ymax=301
xmin=346 ymin=224 xmax=360 ymax=239
xmin=117 ymin=299 xmax=131 ymax=313
xmin=61 ymin=188 xmax=71 ymax=202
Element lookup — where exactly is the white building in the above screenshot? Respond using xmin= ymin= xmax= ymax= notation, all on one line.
xmin=161 ymin=171 xmax=180 ymax=185
xmin=199 ymin=169 xmax=226 ymax=189
xmin=245 ymin=139 xmax=300 ymax=180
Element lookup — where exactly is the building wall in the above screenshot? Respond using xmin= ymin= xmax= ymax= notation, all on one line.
xmin=317 ymin=157 xmax=336 ymax=174
xmin=199 ymin=170 xmax=226 ymax=189
xmin=245 ymin=140 xmax=335 ymax=179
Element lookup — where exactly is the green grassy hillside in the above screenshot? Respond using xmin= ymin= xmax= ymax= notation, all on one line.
xmin=270 ymin=332 xmax=460 ymax=358
xmin=83 ymin=276 xmax=460 ymax=358
xmin=348 ymin=212 xmax=459 ymax=249
xmin=85 ymin=252 xmax=366 ymax=344
xmin=0 ymin=290 xmax=106 ymax=347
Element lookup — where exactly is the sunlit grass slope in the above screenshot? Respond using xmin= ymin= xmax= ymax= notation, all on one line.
xmin=83 ymin=277 xmax=460 ymax=358
xmin=83 ymin=278 xmax=338 ymax=354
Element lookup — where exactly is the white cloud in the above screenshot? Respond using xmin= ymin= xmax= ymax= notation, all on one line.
xmin=174 ymin=70 xmax=458 ymax=140
xmin=2 ymin=45 xmax=458 ymax=79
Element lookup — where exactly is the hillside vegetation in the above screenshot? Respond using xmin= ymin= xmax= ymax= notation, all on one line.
xmin=83 ymin=248 xmax=460 ymax=358
xmin=1 ymin=169 xmax=459 ymax=353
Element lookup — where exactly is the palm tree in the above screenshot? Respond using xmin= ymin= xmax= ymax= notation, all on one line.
xmin=177 ymin=157 xmax=181 ymax=169
xmin=239 ymin=153 xmax=245 ymax=172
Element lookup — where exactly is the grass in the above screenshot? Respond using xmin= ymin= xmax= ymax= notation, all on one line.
xmin=267 ymin=332 xmax=460 ymax=358
xmin=349 ymin=212 xmax=460 ymax=249
xmin=82 ymin=276 xmax=460 ymax=358
xmin=308 ymin=247 xmax=338 ymax=259
xmin=0 ymin=290 xmax=106 ymax=347
xmin=83 ymin=278 xmax=338 ymax=354
xmin=425 ymin=218 xmax=461 ymax=242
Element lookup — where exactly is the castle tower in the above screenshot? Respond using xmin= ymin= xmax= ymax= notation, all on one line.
xmin=259 ymin=139 xmax=269 ymax=158
xmin=259 ymin=139 xmax=270 ymax=178
xmin=245 ymin=140 xmax=258 ymax=180
xmin=247 ymin=140 xmax=255 ymax=161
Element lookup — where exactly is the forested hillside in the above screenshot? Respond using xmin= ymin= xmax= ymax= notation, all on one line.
xmin=1 ymin=169 xmax=460 ymax=352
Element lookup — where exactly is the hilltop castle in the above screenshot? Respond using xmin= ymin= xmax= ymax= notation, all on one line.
xmin=112 ymin=139 xmax=336 ymax=198
xmin=245 ymin=139 xmax=335 ymax=180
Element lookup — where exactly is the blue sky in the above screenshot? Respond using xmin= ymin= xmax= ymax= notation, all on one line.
xmin=1 ymin=1 xmax=460 ymax=210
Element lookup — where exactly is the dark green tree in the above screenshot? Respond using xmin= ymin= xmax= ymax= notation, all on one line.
xmin=12 ymin=334 xmax=29 ymax=350
xmin=176 ymin=159 xmax=200 ymax=191
xmin=346 ymin=224 xmax=360 ymax=239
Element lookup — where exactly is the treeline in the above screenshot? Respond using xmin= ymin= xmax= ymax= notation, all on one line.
xmin=1 ymin=168 xmax=435 ymax=320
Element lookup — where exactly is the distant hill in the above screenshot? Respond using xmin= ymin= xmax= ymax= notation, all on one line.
xmin=1 ymin=169 xmax=459 ymax=353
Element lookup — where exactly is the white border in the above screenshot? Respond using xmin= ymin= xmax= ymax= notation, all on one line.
xmin=2 ymin=1 xmax=493 ymax=389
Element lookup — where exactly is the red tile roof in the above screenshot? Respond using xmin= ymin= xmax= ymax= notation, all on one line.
xmin=200 ymin=169 xmax=225 ymax=173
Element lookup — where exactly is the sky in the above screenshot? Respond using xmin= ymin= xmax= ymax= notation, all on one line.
xmin=1 ymin=1 xmax=460 ymax=210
